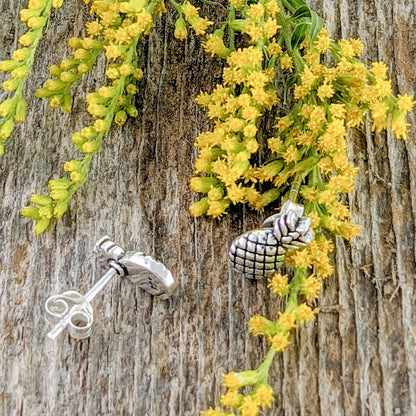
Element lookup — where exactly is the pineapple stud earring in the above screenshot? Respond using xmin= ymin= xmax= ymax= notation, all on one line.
xmin=45 ymin=236 xmax=176 ymax=340
xmin=229 ymin=200 xmax=314 ymax=278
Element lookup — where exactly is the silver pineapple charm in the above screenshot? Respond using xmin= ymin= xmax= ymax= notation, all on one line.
xmin=229 ymin=200 xmax=314 ymax=278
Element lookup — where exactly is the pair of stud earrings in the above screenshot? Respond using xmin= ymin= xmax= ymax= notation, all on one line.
xmin=45 ymin=200 xmax=314 ymax=340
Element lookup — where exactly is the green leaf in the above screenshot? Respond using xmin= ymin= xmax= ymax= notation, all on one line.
xmin=285 ymin=0 xmax=307 ymax=10
xmin=290 ymin=22 xmax=309 ymax=49
xmin=308 ymin=11 xmax=324 ymax=44
xmin=290 ymin=5 xmax=311 ymax=20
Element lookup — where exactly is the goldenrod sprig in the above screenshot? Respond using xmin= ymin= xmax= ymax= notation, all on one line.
xmin=21 ymin=0 xmax=161 ymax=233
xmin=35 ymin=39 xmax=103 ymax=113
xmin=0 ymin=0 xmax=64 ymax=156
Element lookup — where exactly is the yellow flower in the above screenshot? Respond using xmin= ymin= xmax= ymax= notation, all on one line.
xmin=240 ymin=396 xmax=259 ymax=416
xmin=280 ymin=54 xmax=293 ymax=71
xmin=338 ymin=39 xmax=355 ymax=58
xmin=254 ymin=384 xmax=274 ymax=408
xmin=390 ymin=111 xmax=410 ymax=140
xmin=371 ymin=61 xmax=388 ymax=79
xmin=248 ymin=315 xmax=268 ymax=336
xmin=247 ymin=3 xmax=264 ymax=19
xmin=294 ymin=303 xmax=316 ymax=323
xmin=315 ymin=27 xmax=332 ymax=53
xmin=203 ymin=33 xmax=229 ymax=58
xmin=300 ymin=274 xmax=321 ymax=300
xmin=276 ymin=115 xmax=293 ymax=131
xmin=300 ymin=67 xmax=317 ymax=89
xmin=269 ymin=332 xmax=290 ymax=352
xmin=277 ymin=312 xmax=297 ymax=331
xmin=282 ymin=145 xmax=299 ymax=163
xmin=263 ymin=18 xmax=280 ymax=39
xmin=397 ymin=94 xmax=415 ymax=113
xmin=189 ymin=198 xmax=209 ymax=217
xmin=220 ymin=389 xmax=243 ymax=408
xmin=290 ymin=249 xmax=311 ymax=269
xmin=267 ymin=273 xmax=290 ymax=296
xmin=226 ymin=184 xmax=246 ymax=204
xmin=264 ymin=0 xmax=280 ymax=15
xmin=307 ymin=211 xmax=321 ymax=228
xmin=207 ymin=199 xmax=230 ymax=217
xmin=241 ymin=106 xmax=260 ymax=121
xmin=317 ymin=83 xmax=335 ymax=100
xmin=267 ymin=41 xmax=282 ymax=56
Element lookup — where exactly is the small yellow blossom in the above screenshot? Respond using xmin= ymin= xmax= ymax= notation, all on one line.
xmin=295 ymin=303 xmax=316 ymax=323
xmin=280 ymin=54 xmax=293 ymax=71
xmin=268 ymin=273 xmax=290 ymax=296
xmin=254 ymin=384 xmax=274 ymax=408
xmin=277 ymin=312 xmax=297 ymax=331
xmin=269 ymin=332 xmax=290 ymax=352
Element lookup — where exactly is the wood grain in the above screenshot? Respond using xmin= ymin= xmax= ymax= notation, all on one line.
xmin=0 ymin=0 xmax=415 ymax=415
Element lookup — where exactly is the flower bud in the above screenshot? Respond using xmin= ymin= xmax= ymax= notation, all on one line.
xmin=133 ymin=68 xmax=143 ymax=79
xmin=189 ymin=197 xmax=209 ymax=217
xmin=119 ymin=64 xmax=134 ymax=76
xmin=93 ymin=119 xmax=110 ymax=132
xmin=53 ymin=201 xmax=68 ymax=218
xmin=0 ymin=60 xmax=21 ymax=72
xmin=2 ymin=79 xmax=20 ymax=92
xmin=70 ymin=171 xmax=86 ymax=183
xmin=48 ymin=178 xmax=72 ymax=190
xmin=52 ymin=0 xmax=64 ymax=8
xmin=77 ymin=63 xmax=89 ymax=73
xmin=14 ymin=99 xmax=27 ymax=123
xmin=27 ymin=16 xmax=46 ymax=29
xmin=11 ymin=66 xmax=29 ymax=79
xmin=189 ymin=177 xmax=220 ymax=193
xmin=30 ymin=194 xmax=52 ymax=206
xmin=174 ymin=17 xmax=187 ymax=40
xmin=12 ymin=48 xmax=31 ymax=62
xmin=39 ymin=205 xmax=54 ymax=219
xmin=0 ymin=119 xmax=15 ymax=140
xmin=126 ymin=105 xmax=138 ymax=117
xmin=50 ymin=189 xmax=70 ymax=200
xmin=63 ymin=160 xmax=83 ymax=172
xmin=114 ymin=110 xmax=127 ymax=125
xmin=19 ymin=32 xmax=37 ymax=46
xmin=68 ymin=37 xmax=82 ymax=49
xmin=34 ymin=219 xmax=51 ymax=234
xmin=21 ymin=206 xmax=40 ymax=220
xmin=81 ymin=141 xmax=100 ymax=154
xmin=49 ymin=96 xmax=63 ymax=109
xmin=0 ymin=99 xmax=14 ymax=117
xmin=60 ymin=94 xmax=72 ymax=113
xmin=45 ymin=79 xmax=65 ymax=91
xmin=19 ymin=8 xmax=40 ymax=22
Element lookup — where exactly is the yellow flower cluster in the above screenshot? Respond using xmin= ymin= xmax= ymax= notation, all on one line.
xmin=0 ymin=0 xmax=64 ymax=155
xmin=22 ymin=0 xmax=156 ymax=233
xmin=201 ymin=351 xmax=276 ymax=416
xmin=172 ymin=1 xmax=213 ymax=40
xmin=190 ymin=1 xmax=285 ymax=218
xmin=196 ymin=3 xmax=413 ymax=416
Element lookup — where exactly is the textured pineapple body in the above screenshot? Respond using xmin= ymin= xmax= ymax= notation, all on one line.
xmin=229 ymin=228 xmax=285 ymax=279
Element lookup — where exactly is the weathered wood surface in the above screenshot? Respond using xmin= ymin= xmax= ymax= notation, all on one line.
xmin=0 ymin=0 xmax=415 ymax=415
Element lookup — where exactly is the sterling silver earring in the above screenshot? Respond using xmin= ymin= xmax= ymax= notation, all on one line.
xmin=228 ymin=200 xmax=314 ymax=278
xmin=45 ymin=236 xmax=176 ymax=340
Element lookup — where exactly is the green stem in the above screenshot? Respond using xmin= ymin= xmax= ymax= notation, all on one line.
xmin=256 ymin=348 xmax=277 ymax=385
xmin=288 ymin=267 xmax=306 ymax=306
xmin=228 ymin=5 xmax=235 ymax=51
